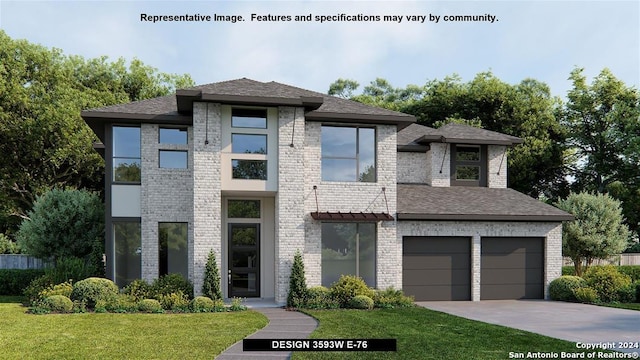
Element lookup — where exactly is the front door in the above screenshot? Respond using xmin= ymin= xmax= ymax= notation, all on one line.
xmin=228 ymin=223 xmax=260 ymax=297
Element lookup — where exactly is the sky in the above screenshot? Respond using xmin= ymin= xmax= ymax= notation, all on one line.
xmin=0 ymin=0 xmax=638 ymax=99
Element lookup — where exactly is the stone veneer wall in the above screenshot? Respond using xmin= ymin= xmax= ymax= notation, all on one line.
xmin=191 ymin=102 xmax=222 ymax=295
xmin=140 ymin=124 xmax=194 ymax=284
xmin=397 ymin=152 xmax=429 ymax=183
xmin=301 ymin=122 xmax=399 ymax=297
xmin=275 ymin=106 xmax=306 ymax=304
xmin=397 ymin=221 xmax=563 ymax=300
xmin=428 ymin=143 xmax=450 ymax=187
xmin=487 ymin=145 xmax=507 ymax=188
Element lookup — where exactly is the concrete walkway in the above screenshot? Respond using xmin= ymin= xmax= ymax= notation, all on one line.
xmin=216 ymin=307 xmax=318 ymax=360
xmin=418 ymin=300 xmax=640 ymax=354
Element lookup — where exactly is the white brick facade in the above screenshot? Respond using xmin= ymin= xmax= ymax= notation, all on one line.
xmin=487 ymin=145 xmax=508 ymax=188
xmin=397 ymin=152 xmax=429 ymax=183
xmin=397 ymin=221 xmax=563 ymax=300
xmin=428 ymin=143 xmax=450 ymax=187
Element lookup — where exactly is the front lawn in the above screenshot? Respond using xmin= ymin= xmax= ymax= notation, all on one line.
xmin=600 ymin=302 xmax=640 ymax=311
xmin=0 ymin=299 xmax=268 ymax=359
xmin=294 ymin=307 xmax=610 ymax=360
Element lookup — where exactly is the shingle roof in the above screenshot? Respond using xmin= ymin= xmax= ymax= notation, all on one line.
xmin=418 ymin=123 xmax=523 ymax=145
xmin=397 ymin=184 xmax=573 ymax=221
xmin=397 ymin=123 xmax=439 ymax=147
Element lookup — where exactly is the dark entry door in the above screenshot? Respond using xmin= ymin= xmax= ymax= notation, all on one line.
xmin=228 ymin=223 xmax=260 ymax=298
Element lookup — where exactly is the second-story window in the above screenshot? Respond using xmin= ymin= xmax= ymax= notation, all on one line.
xmin=113 ymin=126 xmax=141 ymax=183
xmin=231 ymin=109 xmax=268 ymax=180
xmin=159 ymin=128 xmax=188 ymax=169
xmin=321 ymin=125 xmax=376 ymax=182
xmin=451 ymin=144 xmax=487 ymax=187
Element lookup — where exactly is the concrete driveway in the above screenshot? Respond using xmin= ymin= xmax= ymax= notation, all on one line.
xmin=418 ymin=300 xmax=640 ymax=354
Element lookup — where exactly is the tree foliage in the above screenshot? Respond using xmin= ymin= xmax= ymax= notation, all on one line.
xmin=0 ymin=30 xmax=193 ymax=234
xmin=556 ymin=192 xmax=629 ymax=276
xmin=17 ymin=188 xmax=104 ymax=266
xmin=287 ymin=250 xmax=308 ymax=308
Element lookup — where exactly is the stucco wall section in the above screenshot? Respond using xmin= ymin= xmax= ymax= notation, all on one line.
xmin=487 ymin=145 xmax=508 ymax=188
xmin=275 ymin=106 xmax=306 ymax=304
xmin=140 ymin=124 xmax=194 ymax=284
xmin=397 ymin=152 xmax=429 ymax=184
xmin=303 ymin=122 xmax=399 ymax=293
xmin=192 ymin=102 xmax=222 ymax=296
xmin=397 ymin=221 xmax=563 ymax=300
xmin=429 ymin=143 xmax=450 ymax=187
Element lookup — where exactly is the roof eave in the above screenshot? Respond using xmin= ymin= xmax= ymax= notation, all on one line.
xmin=81 ymin=111 xmax=192 ymax=143
xmin=396 ymin=213 xmax=575 ymax=222
xmin=176 ymin=90 xmax=324 ymax=113
xmin=397 ymin=144 xmax=430 ymax=152
xmin=416 ymin=135 xmax=523 ymax=146
xmin=305 ymin=111 xmax=416 ymax=129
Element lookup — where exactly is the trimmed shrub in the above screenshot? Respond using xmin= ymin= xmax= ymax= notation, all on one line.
xmin=122 ymin=279 xmax=151 ymax=302
xmin=617 ymin=283 xmax=637 ymax=303
xmin=330 ymin=275 xmax=375 ymax=307
xmin=42 ymin=295 xmax=73 ymax=313
xmin=151 ymin=274 xmax=194 ymax=299
xmin=191 ymin=296 xmax=216 ymax=312
xmin=304 ymin=286 xmax=339 ymax=309
xmin=0 ymin=269 xmax=45 ymax=296
xmin=373 ymin=288 xmax=415 ymax=309
xmin=287 ymin=250 xmax=308 ymax=308
xmin=138 ymin=299 xmax=163 ymax=313
xmin=584 ymin=265 xmax=632 ymax=303
xmin=40 ymin=281 xmax=73 ymax=299
xmin=99 ymin=294 xmax=139 ymax=313
xmin=202 ymin=250 xmax=223 ymax=300
xmin=46 ymin=257 xmax=93 ymax=284
xmin=573 ymin=287 xmax=599 ymax=303
xmin=348 ymin=295 xmax=374 ymax=310
xmin=618 ymin=266 xmax=640 ymax=282
xmin=24 ymin=274 xmax=55 ymax=305
xmin=229 ymin=297 xmax=246 ymax=311
xmin=549 ymin=276 xmax=587 ymax=302
xmin=71 ymin=277 xmax=118 ymax=308
xmin=157 ymin=291 xmax=191 ymax=311
xmin=562 ymin=266 xmax=576 ymax=276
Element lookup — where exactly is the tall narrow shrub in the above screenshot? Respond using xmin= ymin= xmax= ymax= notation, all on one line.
xmin=287 ymin=250 xmax=307 ymax=308
xmin=202 ymin=249 xmax=222 ymax=300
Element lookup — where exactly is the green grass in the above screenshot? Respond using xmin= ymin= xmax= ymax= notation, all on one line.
xmin=294 ymin=307 xmax=610 ymax=360
xmin=599 ymin=302 xmax=640 ymax=311
xmin=0 ymin=300 xmax=268 ymax=359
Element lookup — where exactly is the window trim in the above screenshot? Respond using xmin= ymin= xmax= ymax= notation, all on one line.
xmin=112 ymin=125 xmax=141 ymax=184
xmin=450 ymin=144 xmax=487 ymax=187
xmin=321 ymin=125 xmax=377 ymax=183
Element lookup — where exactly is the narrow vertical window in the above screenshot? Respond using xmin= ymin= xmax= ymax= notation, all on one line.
xmin=114 ymin=222 xmax=141 ymax=287
xmin=113 ymin=126 xmax=141 ymax=182
xmin=159 ymin=223 xmax=188 ymax=279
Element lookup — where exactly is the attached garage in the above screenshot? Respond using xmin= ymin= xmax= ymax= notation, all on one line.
xmin=481 ymin=237 xmax=544 ymax=300
xmin=403 ymin=237 xmax=471 ymax=301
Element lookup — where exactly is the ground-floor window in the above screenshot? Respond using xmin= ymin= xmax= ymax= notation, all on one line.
xmin=114 ymin=221 xmax=141 ymax=287
xmin=321 ymin=222 xmax=376 ymax=287
xmin=159 ymin=222 xmax=188 ymax=279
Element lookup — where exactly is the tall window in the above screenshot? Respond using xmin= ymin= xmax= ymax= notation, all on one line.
xmin=231 ymin=109 xmax=268 ymax=180
xmin=321 ymin=223 xmax=376 ymax=287
xmin=114 ymin=221 xmax=141 ymax=287
xmin=113 ymin=126 xmax=141 ymax=182
xmin=159 ymin=223 xmax=188 ymax=279
xmin=321 ymin=126 xmax=376 ymax=182
xmin=451 ymin=144 xmax=487 ymax=187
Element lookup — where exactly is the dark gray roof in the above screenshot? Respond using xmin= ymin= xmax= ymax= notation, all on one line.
xmin=397 ymin=184 xmax=573 ymax=221
xmin=397 ymin=123 xmax=438 ymax=147
xmin=418 ymin=123 xmax=523 ymax=145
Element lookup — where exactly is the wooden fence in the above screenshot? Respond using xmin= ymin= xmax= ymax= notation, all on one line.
xmin=0 ymin=255 xmax=47 ymax=269
xmin=563 ymin=254 xmax=640 ymax=266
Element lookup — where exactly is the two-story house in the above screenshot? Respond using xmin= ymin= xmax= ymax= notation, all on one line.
xmin=81 ymin=78 xmax=572 ymax=304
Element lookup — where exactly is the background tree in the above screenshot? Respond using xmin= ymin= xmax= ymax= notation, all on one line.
xmin=17 ymin=188 xmax=104 ymax=269
xmin=556 ymin=192 xmax=629 ymax=276
xmin=0 ymin=30 xmax=193 ymax=237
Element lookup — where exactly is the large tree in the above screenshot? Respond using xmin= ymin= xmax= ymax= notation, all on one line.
xmin=329 ymin=73 xmax=569 ymax=200
xmin=0 ymin=31 xmax=193 ymax=235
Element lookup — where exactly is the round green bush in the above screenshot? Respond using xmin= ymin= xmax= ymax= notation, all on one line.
xmin=373 ymin=288 xmax=415 ymax=309
xmin=70 ymin=277 xmax=118 ymax=308
xmin=573 ymin=287 xmax=599 ymax=303
xmin=122 ymin=279 xmax=151 ymax=302
xmin=549 ymin=276 xmax=587 ymax=302
xmin=151 ymin=274 xmax=194 ymax=299
xmin=191 ymin=296 xmax=216 ymax=312
xmin=330 ymin=275 xmax=375 ymax=307
xmin=157 ymin=291 xmax=191 ymax=311
xmin=40 ymin=281 xmax=73 ymax=299
xmin=584 ymin=265 xmax=632 ymax=303
xmin=348 ymin=295 xmax=374 ymax=310
xmin=138 ymin=299 xmax=163 ymax=313
xmin=304 ymin=286 xmax=339 ymax=309
xmin=43 ymin=295 xmax=73 ymax=313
